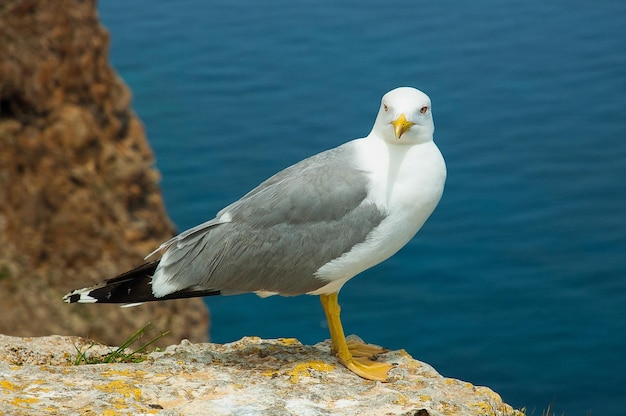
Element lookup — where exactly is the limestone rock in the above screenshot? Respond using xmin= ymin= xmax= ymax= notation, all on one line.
xmin=0 ymin=0 xmax=209 ymax=346
xmin=0 ymin=335 xmax=522 ymax=416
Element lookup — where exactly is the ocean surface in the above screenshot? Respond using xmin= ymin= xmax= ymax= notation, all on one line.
xmin=98 ymin=1 xmax=625 ymax=414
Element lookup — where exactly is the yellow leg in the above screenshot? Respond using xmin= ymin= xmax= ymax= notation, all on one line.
xmin=320 ymin=293 xmax=393 ymax=381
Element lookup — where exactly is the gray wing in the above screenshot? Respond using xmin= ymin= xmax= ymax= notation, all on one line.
xmin=153 ymin=141 xmax=386 ymax=296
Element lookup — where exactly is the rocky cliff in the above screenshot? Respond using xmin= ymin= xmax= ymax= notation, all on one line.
xmin=0 ymin=0 xmax=209 ymax=346
xmin=0 ymin=334 xmax=522 ymax=416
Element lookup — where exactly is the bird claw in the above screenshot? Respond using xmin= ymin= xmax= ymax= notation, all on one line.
xmin=338 ymin=355 xmax=394 ymax=382
xmin=346 ymin=339 xmax=389 ymax=359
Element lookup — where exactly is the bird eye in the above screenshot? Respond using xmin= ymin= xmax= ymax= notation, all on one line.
xmin=419 ymin=106 xmax=428 ymax=114
xmin=383 ymin=104 xmax=389 ymax=112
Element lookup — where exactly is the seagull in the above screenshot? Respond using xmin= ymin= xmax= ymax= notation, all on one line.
xmin=64 ymin=87 xmax=447 ymax=381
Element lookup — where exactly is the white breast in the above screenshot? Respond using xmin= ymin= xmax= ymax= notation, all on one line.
xmin=310 ymin=136 xmax=446 ymax=295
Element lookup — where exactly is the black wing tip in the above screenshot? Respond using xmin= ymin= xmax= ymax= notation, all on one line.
xmin=62 ymin=288 xmax=98 ymax=304
xmin=63 ymin=261 xmax=224 ymax=305
xmin=65 ymin=293 xmax=81 ymax=303
xmin=63 ymin=284 xmax=223 ymax=305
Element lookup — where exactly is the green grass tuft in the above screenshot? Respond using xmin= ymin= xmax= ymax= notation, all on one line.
xmin=71 ymin=321 xmax=169 ymax=365
xmin=518 ymin=402 xmax=565 ymax=416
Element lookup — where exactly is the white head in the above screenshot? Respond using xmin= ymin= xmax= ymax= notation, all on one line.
xmin=370 ymin=87 xmax=435 ymax=145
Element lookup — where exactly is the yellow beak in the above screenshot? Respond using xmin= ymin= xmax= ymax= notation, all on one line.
xmin=391 ymin=113 xmax=414 ymax=139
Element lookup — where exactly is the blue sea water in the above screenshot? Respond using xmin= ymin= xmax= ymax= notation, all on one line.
xmin=98 ymin=1 xmax=626 ymax=414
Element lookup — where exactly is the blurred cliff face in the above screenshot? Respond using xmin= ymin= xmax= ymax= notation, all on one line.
xmin=0 ymin=0 xmax=209 ymax=346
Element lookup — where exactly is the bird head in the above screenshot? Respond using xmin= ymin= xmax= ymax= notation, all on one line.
xmin=371 ymin=87 xmax=435 ymax=145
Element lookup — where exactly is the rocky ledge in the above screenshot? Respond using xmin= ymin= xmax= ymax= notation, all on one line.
xmin=0 ymin=334 xmax=522 ymax=416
